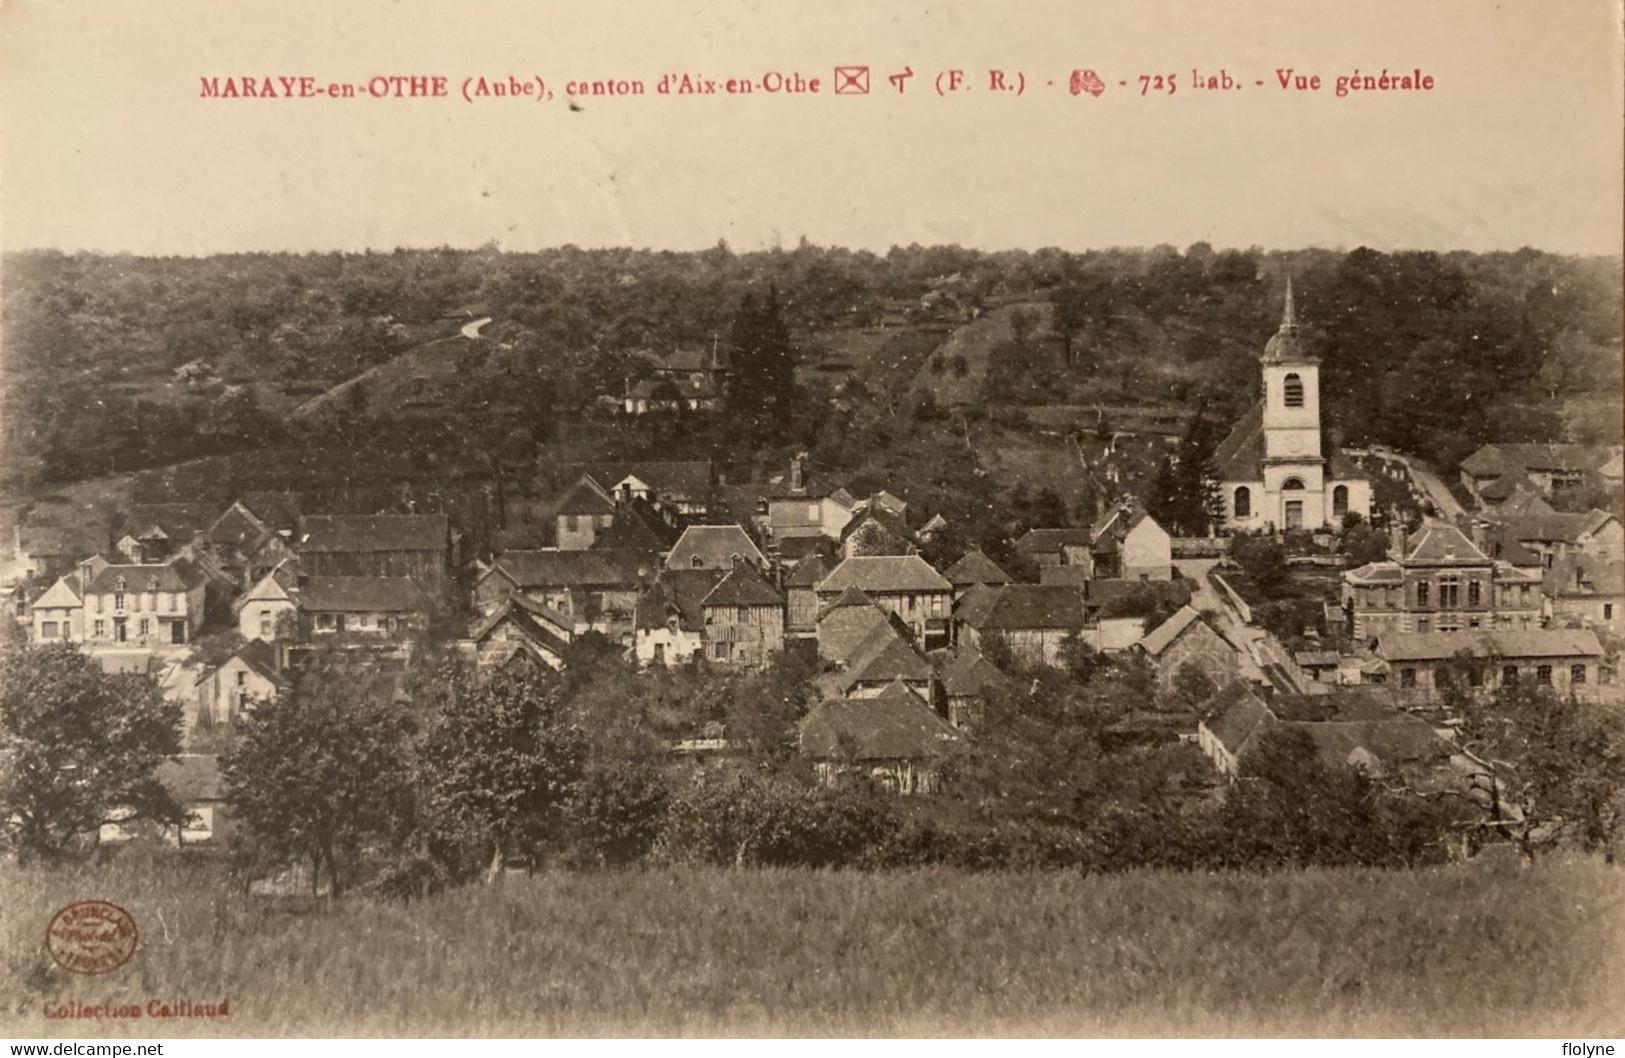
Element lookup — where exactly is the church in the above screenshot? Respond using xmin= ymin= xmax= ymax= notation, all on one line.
xmin=1211 ymin=281 xmax=1372 ymax=533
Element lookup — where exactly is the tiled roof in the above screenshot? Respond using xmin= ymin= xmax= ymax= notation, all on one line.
xmin=1487 ymin=510 xmax=1619 ymax=547
xmin=1014 ymin=528 xmax=1093 ymax=555
xmin=232 ymin=638 xmax=291 ymax=690
xmin=469 ymin=599 xmax=573 ymax=659
xmin=799 ymin=682 xmax=959 ymax=761
xmin=554 ymin=477 xmax=616 ymax=517
xmin=938 ymin=648 xmax=1006 ymax=698
xmin=634 ymin=568 xmax=726 ymax=631
xmin=1038 ymin=565 xmax=1093 ymax=587
xmin=1403 ymin=522 xmax=1491 ymax=565
xmin=1137 ymin=605 xmax=1205 ymax=657
xmin=1091 ymin=496 xmax=1153 ymax=546
xmin=1212 ymin=401 xmax=1265 ymax=481
xmin=208 ymin=504 xmax=271 ymax=552
xmin=816 ymin=555 xmax=951 ymax=595
xmin=1544 ymin=555 xmax=1625 ymax=598
xmin=665 ymin=525 xmax=766 ymax=571
xmin=839 ymin=625 xmax=931 ymax=690
xmin=818 ymin=585 xmax=876 ymax=620
xmin=1375 ymin=628 xmax=1604 ymax=663
xmin=119 ymin=503 xmax=215 ymax=541
xmin=840 ymin=506 xmax=914 ymax=547
xmin=86 ymin=563 xmax=198 ymax=594
xmin=571 ymin=460 xmax=714 ymax=501
xmin=591 ymin=498 xmax=683 ymax=551
xmin=297 ymin=514 xmax=449 ymax=553
xmin=298 ymin=576 xmax=429 ymax=613
xmin=942 ymin=548 xmax=1012 ymax=587
xmin=960 ymin=584 xmax=1088 ymax=631
xmin=784 ymin=553 xmax=832 ymax=589
xmin=1461 ymin=443 xmax=1619 ymax=477
xmin=702 ymin=564 xmax=784 ymax=608
xmin=1202 ymin=682 xmax=1274 ymax=756
xmin=491 ymin=549 xmax=656 ymax=589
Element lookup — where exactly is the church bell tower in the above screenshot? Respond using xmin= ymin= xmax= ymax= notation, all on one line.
xmin=1261 ymin=278 xmax=1322 ymax=463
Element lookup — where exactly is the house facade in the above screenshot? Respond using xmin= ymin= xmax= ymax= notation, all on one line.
xmin=196 ymin=640 xmax=289 ymax=725
xmin=1342 ymin=522 xmax=1544 ymax=640
xmin=1134 ymin=605 xmax=1240 ymax=694
xmin=699 ymin=564 xmax=786 ymax=666
xmin=1373 ymin=629 xmax=1610 ymax=706
xmin=1543 ymin=555 xmax=1624 ymax=636
xmin=799 ymin=682 xmax=960 ymax=795
xmin=954 ymin=584 xmax=1089 ymax=667
xmin=296 ymin=514 xmax=450 ymax=587
xmin=78 ymin=561 xmax=207 ymax=649
xmin=814 ymin=555 xmax=953 ymax=648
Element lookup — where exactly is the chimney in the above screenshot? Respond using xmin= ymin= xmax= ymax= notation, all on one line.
xmin=1468 ymin=520 xmax=1486 ymax=552
xmin=790 ymin=454 xmax=805 ymax=493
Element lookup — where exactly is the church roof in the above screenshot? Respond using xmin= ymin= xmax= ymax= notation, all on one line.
xmin=1260 ymin=278 xmax=1317 ymax=365
xmin=1213 ymin=401 xmax=1266 ymax=481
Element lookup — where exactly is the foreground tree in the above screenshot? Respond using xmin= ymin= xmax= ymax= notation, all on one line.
xmin=417 ymin=665 xmax=588 ymax=880
xmin=0 ymin=645 xmax=184 ymax=863
xmin=725 ymin=287 xmax=796 ymax=439
xmin=222 ymin=670 xmax=413 ymax=897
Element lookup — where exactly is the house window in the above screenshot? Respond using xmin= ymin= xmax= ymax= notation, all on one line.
xmin=316 ymin=613 xmax=335 ymax=630
xmin=1416 ymin=617 xmax=1430 ymax=633
xmin=1283 ymin=373 xmax=1304 ymax=408
xmin=1332 ymin=485 xmax=1348 ymax=517
xmin=1400 ymin=667 xmax=1417 ymax=688
xmin=1416 ymin=581 xmax=1430 ymax=607
xmin=385 ymin=616 xmax=397 ymax=632
xmin=94 ymin=620 xmax=105 ymax=637
xmin=1602 ymin=666 xmax=1615 ymax=685
xmin=736 ymin=606 xmax=748 ymax=621
xmin=1606 ymin=604 xmax=1615 ymax=620
xmin=114 ymin=592 xmax=125 ymax=612
xmin=41 ymin=621 xmax=57 ymax=639
xmin=1536 ymin=665 xmax=1552 ymax=685
xmin=1468 ymin=581 xmax=1481 ymax=607
xmin=566 ymin=514 xmax=579 ymax=532
xmin=713 ymin=642 xmax=730 ymax=659
xmin=132 ymin=593 xmax=141 ymax=612
xmin=236 ymin=671 xmax=247 ymax=687
xmin=1571 ymin=664 xmax=1587 ymax=685
xmin=260 ymin=612 xmax=272 ymax=637
xmin=931 ymin=595 xmax=944 ymax=617
xmin=1468 ymin=667 xmax=1484 ymax=687
xmin=138 ymin=619 xmax=150 ymax=637
xmin=807 ymin=504 xmax=819 ymax=521
xmin=1502 ymin=665 xmax=1519 ymax=686
xmin=167 ymin=593 xmax=177 ymax=612
xmin=1439 ymin=578 xmax=1459 ymax=609
xmin=1234 ymin=487 xmax=1251 ymax=518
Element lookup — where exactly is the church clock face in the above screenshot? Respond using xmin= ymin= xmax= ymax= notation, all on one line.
xmin=1282 ymin=435 xmax=1304 ymax=454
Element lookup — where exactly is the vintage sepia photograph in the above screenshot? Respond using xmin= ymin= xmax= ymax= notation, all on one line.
xmin=1 ymin=0 xmax=1622 ymax=1041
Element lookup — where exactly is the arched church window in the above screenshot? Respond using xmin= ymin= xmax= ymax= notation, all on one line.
xmin=1284 ymin=373 xmax=1304 ymax=408
xmin=1283 ymin=477 xmax=1305 ymax=490
xmin=1333 ymin=485 xmax=1349 ymax=517
xmin=1234 ymin=487 xmax=1251 ymax=518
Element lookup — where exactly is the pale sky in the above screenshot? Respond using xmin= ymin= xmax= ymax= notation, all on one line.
xmin=1 ymin=0 xmax=1621 ymax=256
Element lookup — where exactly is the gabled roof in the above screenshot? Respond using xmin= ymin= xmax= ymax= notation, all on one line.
xmin=118 ymin=503 xmax=215 ymax=542
xmin=469 ymin=598 xmax=572 ymax=660
xmin=938 ymin=648 xmax=1006 ymax=698
xmin=208 ymin=502 xmax=271 ymax=553
xmin=784 ymin=553 xmax=832 ymax=589
xmin=665 ymin=524 xmax=766 ymax=570
xmin=701 ymin=563 xmax=784 ymax=609
xmin=840 ymin=505 xmax=915 ymax=549
xmin=778 ymin=535 xmax=835 ymax=564
xmin=33 ymin=572 xmax=84 ymax=609
xmin=297 ymin=576 xmax=430 ymax=613
xmin=799 ymin=682 xmax=959 ymax=761
xmin=222 ymin=638 xmax=292 ymax=691
xmin=489 ymin=548 xmax=655 ymax=589
xmin=1137 ymin=605 xmax=1207 ymax=657
xmin=959 ymin=584 xmax=1088 ymax=631
xmin=554 ymin=476 xmax=617 ymax=517
xmin=237 ymin=492 xmax=303 ymax=531
xmin=1461 ymin=443 xmax=1620 ymax=478
xmin=816 ymin=555 xmax=952 ymax=595
xmin=297 ymin=514 xmax=449 ymax=553
xmin=634 ymin=568 xmax=726 ymax=632
xmin=1203 ymin=682 xmax=1274 ymax=757
xmin=942 ymin=548 xmax=1012 ymax=588
xmin=839 ymin=624 xmax=932 ymax=690
xmin=1375 ymin=628 xmax=1604 ymax=663
xmin=818 ymin=585 xmax=877 ymax=621
xmin=1091 ymin=496 xmax=1156 ymax=547
xmin=1212 ymin=401 xmax=1265 ymax=481
xmin=1402 ymin=522 xmax=1491 ymax=565
xmin=1486 ymin=509 xmax=1620 ymax=548
xmin=591 ymin=498 xmax=683 ymax=552
xmin=1486 ymin=482 xmax=1558 ymax=519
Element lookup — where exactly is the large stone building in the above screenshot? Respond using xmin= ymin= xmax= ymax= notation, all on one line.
xmin=1342 ymin=521 xmax=1544 ymax=640
xmin=1212 ymin=282 xmax=1371 ymax=533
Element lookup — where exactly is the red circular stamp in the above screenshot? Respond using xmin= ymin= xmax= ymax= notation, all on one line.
xmin=44 ymin=900 xmax=139 ymax=975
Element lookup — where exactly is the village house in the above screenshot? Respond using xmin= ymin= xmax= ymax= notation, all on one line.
xmin=784 ymin=553 xmax=831 ymax=640
xmin=1014 ymin=527 xmax=1093 ymax=569
xmin=298 ymin=576 xmax=432 ymax=641
xmin=1458 ymin=442 xmax=1624 ymax=505
xmin=1475 ymin=500 xmax=1622 ymax=572
xmin=472 ymin=549 xmax=656 ymax=638
xmin=206 ymin=493 xmax=302 ymax=584
xmin=815 ymin=554 xmax=953 ymax=648
xmin=102 ymin=755 xmax=232 ymax=850
xmin=621 ymin=347 xmax=728 ymax=416
xmin=1198 ymin=682 xmax=1455 ymax=788
xmin=71 ymin=559 xmax=208 ymax=649
xmin=296 ymin=513 xmax=452 ymax=587
xmin=815 ymin=587 xmax=900 ymax=665
xmin=235 ymin=562 xmax=299 ymax=641
xmin=1211 ymin=283 xmax=1372 ymax=532
xmin=587 ymin=497 xmax=685 ymax=553
xmin=1013 ymin=499 xmax=1172 ymax=581
xmin=799 ymin=680 xmax=961 ymax=795
xmin=941 ymin=548 xmax=1013 ymax=596
xmin=827 ymin=620 xmax=934 ymax=701
xmin=954 ymin=584 xmax=1090 ymax=666
xmin=113 ymin=503 xmax=216 ymax=564
xmin=554 ymin=477 xmax=618 ymax=551
xmin=839 ymin=502 xmax=917 ymax=559
xmin=937 ymin=646 xmax=1008 ymax=730
xmin=1542 ymin=554 xmax=1624 ymax=636
xmin=1134 ymin=605 xmax=1242 ymax=695
xmin=29 ymin=556 xmax=106 ymax=645
xmin=461 ymin=595 xmax=574 ymax=672
xmin=633 ymin=567 xmax=725 ymax=666
xmin=754 ymin=454 xmax=859 ymax=548
xmin=699 ymin=562 xmax=786 ymax=667
xmin=195 ymin=639 xmax=290 ymax=726
xmin=566 ymin=460 xmax=715 ymax=516
xmin=1372 ymin=628 xmax=1609 ymax=706
xmin=664 ymin=524 xmax=767 ymax=571
xmin=1342 ymin=521 xmax=1544 ymax=640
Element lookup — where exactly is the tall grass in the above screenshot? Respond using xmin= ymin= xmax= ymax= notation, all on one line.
xmin=3 ymin=856 xmax=1621 ymax=1037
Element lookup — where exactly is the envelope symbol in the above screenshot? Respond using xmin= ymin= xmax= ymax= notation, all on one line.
xmin=834 ymin=66 xmax=870 ymax=94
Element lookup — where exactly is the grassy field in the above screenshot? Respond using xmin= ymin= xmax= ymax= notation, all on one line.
xmin=3 ymin=857 xmax=1621 ymax=1037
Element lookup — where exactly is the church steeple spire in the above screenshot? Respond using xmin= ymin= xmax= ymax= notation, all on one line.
xmin=1261 ymin=276 xmax=1313 ymax=363
xmin=1281 ymin=276 xmax=1298 ymax=334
